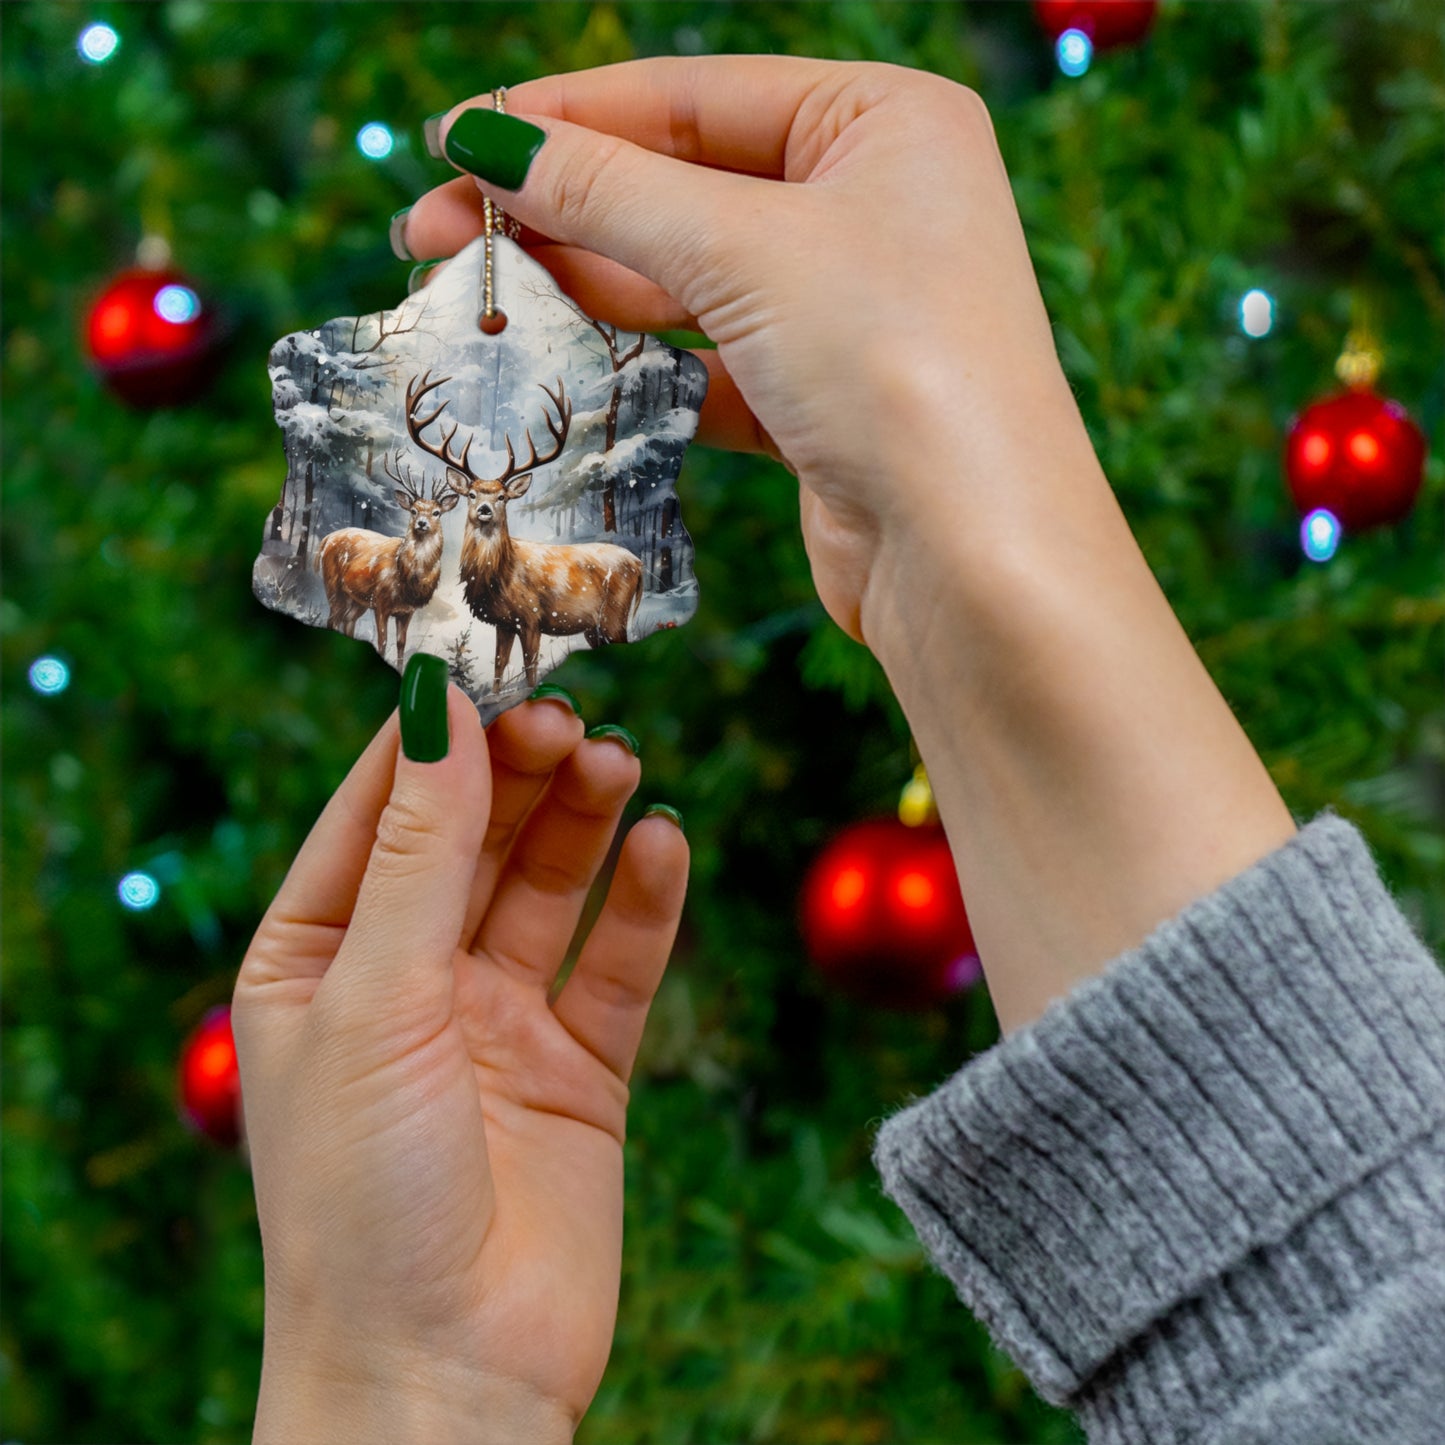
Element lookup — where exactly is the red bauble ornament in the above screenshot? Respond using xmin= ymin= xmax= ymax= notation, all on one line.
xmin=85 ymin=267 xmax=220 ymax=406
xmin=178 ymin=1006 xmax=242 ymax=1147
xmin=800 ymin=818 xmax=980 ymax=1010
xmin=1033 ymin=0 xmax=1158 ymax=49
xmin=1284 ymin=389 xmax=1426 ymax=532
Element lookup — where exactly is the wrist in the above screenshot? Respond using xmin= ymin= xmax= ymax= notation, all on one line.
xmin=857 ymin=426 xmax=1119 ymax=683
xmin=855 ymin=341 xmax=1112 ymax=652
xmin=254 ymin=1340 xmax=575 ymax=1445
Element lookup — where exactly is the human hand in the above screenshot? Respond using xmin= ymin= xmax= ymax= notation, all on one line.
xmin=233 ymin=675 xmax=687 ymax=1443
xmin=402 ymin=58 xmax=1295 ymax=1035
xmin=401 ymin=56 xmax=1094 ymax=644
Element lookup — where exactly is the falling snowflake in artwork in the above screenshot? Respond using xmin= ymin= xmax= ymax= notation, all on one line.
xmin=254 ymin=234 xmax=706 ymax=722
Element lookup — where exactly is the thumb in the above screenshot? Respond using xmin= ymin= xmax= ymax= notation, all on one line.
xmin=439 ymin=105 xmax=763 ymax=321
xmin=326 ymin=658 xmax=488 ymax=1026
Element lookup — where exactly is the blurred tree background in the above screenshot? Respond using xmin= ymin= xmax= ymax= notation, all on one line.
xmin=2 ymin=2 xmax=1440 ymax=1441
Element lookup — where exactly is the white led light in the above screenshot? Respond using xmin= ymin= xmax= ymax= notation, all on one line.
xmin=1057 ymin=28 xmax=1093 ymax=77
xmin=78 ymin=23 xmax=120 ymax=64
xmin=1240 ymin=288 xmax=1274 ymax=338
xmin=1301 ymin=508 xmax=1341 ymax=563
xmin=357 ymin=122 xmax=395 ymax=160
xmin=29 ymin=656 xmax=71 ymax=695
xmin=118 ymin=871 xmax=161 ymax=910
xmin=154 ymin=284 xmax=201 ymax=324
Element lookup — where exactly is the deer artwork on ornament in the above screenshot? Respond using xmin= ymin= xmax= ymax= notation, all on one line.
xmin=314 ymin=453 xmax=458 ymax=667
xmin=405 ymin=370 xmax=644 ymax=694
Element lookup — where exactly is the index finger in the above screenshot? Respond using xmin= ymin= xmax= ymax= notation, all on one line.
xmin=497 ymin=55 xmax=847 ymax=179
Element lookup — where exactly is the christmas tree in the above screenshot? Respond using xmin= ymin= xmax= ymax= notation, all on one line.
xmin=3 ymin=4 xmax=1439 ymax=1442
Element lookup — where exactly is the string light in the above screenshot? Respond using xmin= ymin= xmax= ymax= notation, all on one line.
xmin=1240 ymin=289 xmax=1274 ymax=338
xmin=28 ymin=656 xmax=71 ymax=695
xmin=356 ymin=122 xmax=395 ymax=160
xmin=945 ymin=952 xmax=984 ymax=992
xmin=118 ymin=871 xmax=161 ymax=910
xmin=78 ymin=22 xmax=119 ymax=64
xmin=1057 ymin=28 xmax=1093 ymax=76
xmin=153 ymin=284 xmax=201 ymax=324
xmin=1301 ymin=508 xmax=1341 ymax=563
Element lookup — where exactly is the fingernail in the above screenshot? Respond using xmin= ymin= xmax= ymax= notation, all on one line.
xmin=528 ymin=683 xmax=581 ymax=716
xmin=443 ymin=107 xmax=546 ymax=191
xmin=585 ymin=723 xmax=639 ymax=756
xmin=407 ymin=258 xmax=446 ymax=295
xmin=388 ymin=206 xmax=413 ymax=261
xmin=655 ymin=328 xmax=717 ymax=352
xmin=644 ymin=803 xmax=685 ymax=834
xmin=400 ymin=652 xmax=449 ymax=762
xmin=423 ymin=111 xmax=447 ymax=160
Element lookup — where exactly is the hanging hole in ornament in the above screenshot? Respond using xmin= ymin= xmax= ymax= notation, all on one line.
xmin=479 ymin=309 xmax=508 ymax=335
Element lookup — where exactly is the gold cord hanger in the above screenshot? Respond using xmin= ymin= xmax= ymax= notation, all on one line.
xmin=480 ymin=87 xmax=520 ymax=334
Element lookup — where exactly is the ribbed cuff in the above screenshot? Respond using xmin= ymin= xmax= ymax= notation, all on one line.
xmin=872 ymin=815 xmax=1445 ymax=1423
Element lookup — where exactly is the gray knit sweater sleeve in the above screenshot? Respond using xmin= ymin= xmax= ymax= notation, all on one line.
xmin=872 ymin=814 xmax=1445 ymax=1444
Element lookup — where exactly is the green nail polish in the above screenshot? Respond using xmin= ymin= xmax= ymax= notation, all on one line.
xmin=655 ymin=328 xmax=717 ymax=352
xmin=443 ymin=107 xmax=546 ymax=191
xmin=585 ymin=723 xmax=639 ymax=756
xmin=388 ymin=206 xmax=413 ymax=261
xmin=400 ymin=652 xmax=449 ymax=762
xmin=407 ymin=258 xmax=446 ymax=295
xmin=644 ymin=803 xmax=685 ymax=834
xmin=422 ymin=112 xmax=446 ymax=160
xmin=528 ymin=683 xmax=581 ymax=716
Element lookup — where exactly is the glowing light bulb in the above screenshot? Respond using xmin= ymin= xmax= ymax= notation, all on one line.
xmin=28 ymin=656 xmax=71 ymax=695
xmin=1057 ymin=28 xmax=1093 ymax=77
xmin=1240 ymin=289 xmax=1274 ymax=338
xmin=830 ymin=866 xmax=867 ymax=911
xmin=118 ymin=871 xmax=161 ymax=910
xmin=154 ymin=284 xmax=201 ymax=324
xmin=946 ymin=952 xmax=983 ymax=992
xmin=78 ymin=22 xmax=119 ymax=64
xmin=1300 ymin=508 xmax=1341 ymax=563
xmin=356 ymin=122 xmax=395 ymax=160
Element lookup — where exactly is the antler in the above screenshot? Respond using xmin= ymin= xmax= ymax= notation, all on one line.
xmin=405 ymin=370 xmax=476 ymax=481
xmin=479 ymin=379 xmax=573 ymax=487
xmin=382 ymin=449 xmax=425 ymax=501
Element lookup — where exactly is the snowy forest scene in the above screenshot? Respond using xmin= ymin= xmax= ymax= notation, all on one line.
xmin=253 ymin=232 xmax=708 ymax=721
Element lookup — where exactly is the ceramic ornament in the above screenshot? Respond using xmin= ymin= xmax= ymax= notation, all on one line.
xmin=254 ymin=233 xmax=707 ymax=722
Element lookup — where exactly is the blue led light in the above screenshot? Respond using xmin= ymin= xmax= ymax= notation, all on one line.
xmin=29 ymin=656 xmax=71 ymax=695
xmin=118 ymin=871 xmax=161 ymax=910
xmin=78 ymin=22 xmax=120 ymax=64
xmin=154 ymin=284 xmax=201 ymax=324
xmin=356 ymin=122 xmax=395 ymax=160
xmin=1301 ymin=508 xmax=1341 ymax=563
xmin=1057 ymin=28 xmax=1093 ymax=77
xmin=1240 ymin=288 xmax=1274 ymax=338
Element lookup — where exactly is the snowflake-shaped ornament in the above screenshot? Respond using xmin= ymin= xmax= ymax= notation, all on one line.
xmin=254 ymin=234 xmax=706 ymax=721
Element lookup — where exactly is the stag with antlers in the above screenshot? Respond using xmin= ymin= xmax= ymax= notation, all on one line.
xmin=314 ymin=453 xmax=458 ymax=667
xmin=406 ymin=370 xmax=644 ymax=694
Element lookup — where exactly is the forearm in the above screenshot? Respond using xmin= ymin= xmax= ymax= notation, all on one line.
xmin=859 ymin=380 xmax=1295 ymax=1032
